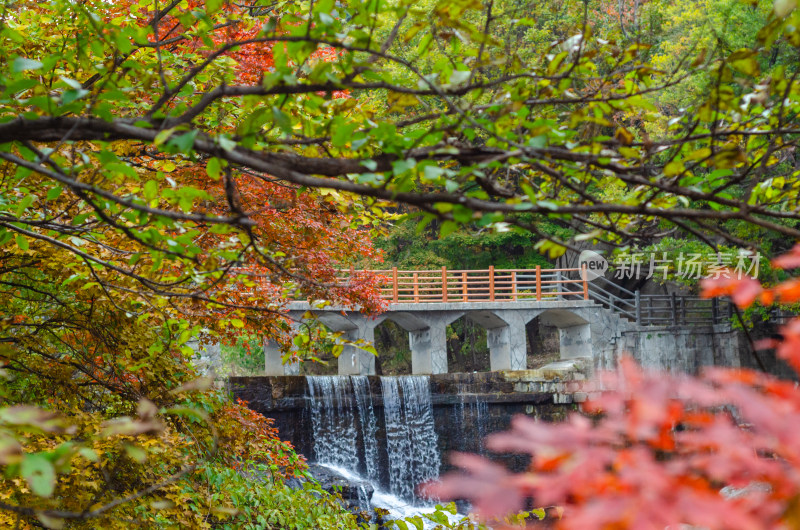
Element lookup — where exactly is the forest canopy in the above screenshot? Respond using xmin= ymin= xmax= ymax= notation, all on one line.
xmin=2 ymin=0 xmax=800 ymax=526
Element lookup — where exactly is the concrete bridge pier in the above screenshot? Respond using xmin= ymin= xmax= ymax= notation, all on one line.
xmin=408 ymin=313 xmax=463 ymax=374
xmin=338 ymin=326 xmax=376 ymax=376
xmin=270 ymin=301 xmax=614 ymax=376
xmin=483 ymin=311 xmax=529 ymax=371
xmin=264 ymin=332 xmax=300 ymax=377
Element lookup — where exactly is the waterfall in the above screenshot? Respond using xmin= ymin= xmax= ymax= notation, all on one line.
xmin=306 ymin=374 xmax=441 ymax=505
xmin=306 ymin=376 xmax=360 ymax=471
xmin=357 ymin=484 xmax=371 ymax=512
xmin=381 ymin=375 xmax=441 ymax=502
xmin=352 ymin=375 xmax=380 ymax=483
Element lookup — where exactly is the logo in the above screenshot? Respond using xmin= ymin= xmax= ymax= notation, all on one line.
xmin=578 ymin=250 xmax=608 ymax=281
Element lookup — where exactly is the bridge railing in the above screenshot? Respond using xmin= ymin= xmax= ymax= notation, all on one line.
xmin=342 ymin=266 xmax=590 ymax=303
xmin=334 ymin=267 xmax=737 ymax=327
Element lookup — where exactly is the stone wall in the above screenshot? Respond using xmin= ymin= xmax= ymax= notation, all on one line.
xmin=619 ymin=324 xmax=743 ymax=373
xmin=229 ymin=361 xmax=588 ymax=483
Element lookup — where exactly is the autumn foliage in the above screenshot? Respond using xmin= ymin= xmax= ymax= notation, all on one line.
xmin=426 ymin=245 xmax=800 ymax=529
xmin=0 ymin=1 xmax=380 ymax=527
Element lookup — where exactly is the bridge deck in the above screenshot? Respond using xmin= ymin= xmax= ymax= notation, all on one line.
xmin=325 ymin=267 xmax=732 ymax=327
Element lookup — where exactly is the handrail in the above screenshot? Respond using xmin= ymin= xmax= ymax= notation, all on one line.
xmin=326 ymin=267 xmax=738 ymax=327
xmin=335 ymin=266 xmax=591 ymax=303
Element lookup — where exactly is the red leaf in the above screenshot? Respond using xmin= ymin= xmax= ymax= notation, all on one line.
xmin=700 ymin=274 xmax=762 ymax=308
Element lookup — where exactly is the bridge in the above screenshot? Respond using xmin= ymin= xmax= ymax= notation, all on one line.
xmin=265 ymin=267 xmax=738 ymax=376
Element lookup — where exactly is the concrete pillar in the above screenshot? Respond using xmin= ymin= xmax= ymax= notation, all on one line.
xmin=264 ymin=337 xmax=300 ymax=376
xmin=487 ymin=324 xmax=527 ymax=371
xmin=408 ymin=313 xmax=462 ymax=374
xmin=559 ymin=323 xmax=592 ymax=359
xmin=485 ymin=310 xmax=532 ymax=371
xmin=410 ymin=321 xmax=448 ymax=374
xmin=338 ymin=326 xmax=376 ymax=375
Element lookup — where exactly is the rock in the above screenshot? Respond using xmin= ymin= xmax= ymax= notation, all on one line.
xmin=539 ymin=359 xmax=587 ymax=380
xmin=306 ymin=464 xmax=374 ymax=512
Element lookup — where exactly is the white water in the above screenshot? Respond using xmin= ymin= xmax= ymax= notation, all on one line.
xmin=319 ymin=464 xmax=463 ymax=529
xmin=352 ymin=375 xmax=380 ymax=483
xmin=458 ymin=386 xmax=489 ymax=455
xmin=306 ymin=374 xmax=448 ymax=523
xmin=306 ymin=376 xmax=360 ymax=471
xmin=381 ymin=376 xmax=441 ymax=501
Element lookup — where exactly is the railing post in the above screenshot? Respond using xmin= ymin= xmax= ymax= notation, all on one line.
xmin=671 ymin=292 xmax=678 ymax=326
xmin=511 ymin=271 xmax=517 ymax=301
xmin=462 ymin=271 xmax=468 ymax=302
xmin=392 ymin=267 xmax=398 ymax=303
xmin=556 ymin=270 xmax=562 ymax=301
xmin=581 ymin=264 xmax=589 ymax=300
xmin=680 ymin=296 xmax=686 ymax=324
xmin=413 ymin=272 xmax=419 ymax=303
xmin=712 ymin=297 xmax=718 ymax=324
xmin=489 ymin=265 xmax=495 ymax=302
xmin=535 ymin=265 xmax=542 ymax=301
xmin=635 ymin=290 xmax=642 ymax=325
xmin=441 ymin=266 xmax=448 ymax=303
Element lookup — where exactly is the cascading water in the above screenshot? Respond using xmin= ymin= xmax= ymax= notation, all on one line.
xmin=352 ymin=375 xmax=380 ymax=483
xmin=306 ymin=374 xmax=441 ymax=506
xmin=306 ymin=376 xmax=360 ymax=471
xmin=381 ymin=375 xmax=441 ymax=502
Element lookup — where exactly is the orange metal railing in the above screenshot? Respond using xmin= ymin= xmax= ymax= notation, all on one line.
xmin=338 ymin=266 xmax=590 ymax=303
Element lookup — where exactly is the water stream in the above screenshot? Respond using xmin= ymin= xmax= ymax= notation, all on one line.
xmin=306 ymin=374 xmax=445 ymax=521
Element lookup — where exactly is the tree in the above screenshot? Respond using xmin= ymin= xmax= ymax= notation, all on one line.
xmin=4 ymin=0 xmax=800 ymax=266
xmin=2 ymin=0 xmax=800 ymax=526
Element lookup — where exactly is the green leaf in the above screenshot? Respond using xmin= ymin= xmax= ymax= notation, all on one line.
xmin=664 ymin=161 xmax=685 ymax=177
xmin=12 ymin=57 xmax=43 ymax=72
xmin=439 ymin=220 xmax=459 ymax=237
xmin=206 ymin=0 xmax=224 ymax=13
xmin=154 ymin=128 xmax=176 ymax=146
xmin=206 ymin=157 xmax=223 ymax=180
xmin=124 ymin=444 xmax=147 ymax=463
xmin=728 ymin=49 xmax=760 ymax=77
xmin=46 ymin=186 xmax=63 ymax=201
xmin=168 ymin=131 xmax=198 ymax=153
xmin=272 ymin=106 xmax=292 ymax=134
xmin=15 ymin=234 xmax=29 ymax=251
xmin=332 ymin=122 xmax=358 ymax=147
xmin=143 ymin=180 xmax=158 ymax=200
xmin=21 ymin=453 xmax=56 ymax=497
xmin=15 ymin=195 xmax=34 ymax=217
xmin=78 ymin=448 xmax=99 ymax=462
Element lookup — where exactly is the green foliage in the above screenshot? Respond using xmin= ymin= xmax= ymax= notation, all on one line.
xmin=4 ymin=0 xmax=800 ymax=526
xmin=186 ymin=463 xmax=358 ymax=530
xmin=220 ymin=335 xmax=265 ymax=376
xmin=375 ymin=217 xmax=556 ymax=270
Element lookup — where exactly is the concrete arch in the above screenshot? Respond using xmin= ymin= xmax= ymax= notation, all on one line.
xmin=466 ymin=310 xmax=509 ymax=330
xmin=310 ymin=312 xmax=360 ymax=332
xmin=269 ymin=302 xmax=618 ymax=375
xmin=378 ymin=312 xmax=430 ymax=332
xmin=535 ymin=309 xmax=590 ymax=328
